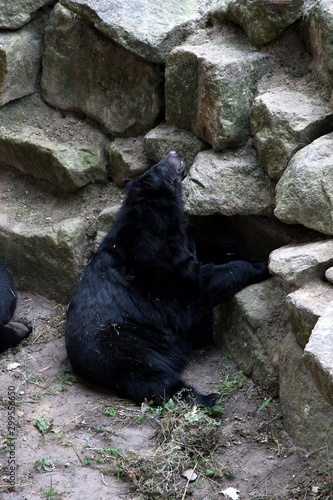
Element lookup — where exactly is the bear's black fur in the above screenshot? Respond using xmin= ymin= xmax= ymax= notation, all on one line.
xmin=0 ymin=259 xmax=31 ymax=353
xmin=65 ymin=152 xmax=269 ymax=406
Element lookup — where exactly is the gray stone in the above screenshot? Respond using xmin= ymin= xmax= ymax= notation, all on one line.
xmin=144 ymin=123 xmax=209 ymax=169
xmin=275 ymin=134 xmax=333 ymax=235
xmin=209 ymin=0 xmax=230 ymax=18
xmin=303 ymin=302 xmax=333 ymax=406
xmin=302 ymin=0 xmax=333 ymax=86
xmin=287 ymin=280 xmax=333 ymax=348
xmin=0 ymin=0 xmax=50 ymax=29
xmin=41 ymin=4 xmax=164 ymax=137
xmin=0 ymin=217 xmax=87 ymax=302
xmin=165 ymin=28 xmax=271 ymax=151
xmin=94 ymin=205 xmax=121 ymax=249
xmin=183 ymin=145 xmax=275 ymax=217
xmin=225 ymin=0 xmax=305 ymax=45
xmin=0 ymin=163 xmax=124 ymax=301
xmin=0 ymin=94 xmax=108 ymax=192
xmin=60 ymin=0 xmax=211 ymax=63
xmin=108 ymin=138 xmax=151 ymax=187
xmin=280 ymin=333 xmax=333 ymax=470
xmin=0 ymin=14 xmax=46 ymax=106
xmin=214 ymin=278 xmax=291 ymax=395
xmin=251 ymin=89 xmax=333 ymax=181
xmin=269 ymin=240 xmax=333 ymax=287
xmin=96 ymin=205 xmax=121 ymax=234
xmin=325 ymin=266 xmax=333 ymax=284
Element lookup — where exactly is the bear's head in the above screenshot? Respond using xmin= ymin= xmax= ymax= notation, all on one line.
xmin=126 ymin=151 xmax=185 ymax=200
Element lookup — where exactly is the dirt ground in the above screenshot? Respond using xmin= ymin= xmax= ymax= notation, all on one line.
xmin=0 ymin=293 xmax=332 ymax=500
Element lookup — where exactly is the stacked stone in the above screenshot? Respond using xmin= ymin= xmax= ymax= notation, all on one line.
xmin=1 ymin=0 xmax=333 ymax=466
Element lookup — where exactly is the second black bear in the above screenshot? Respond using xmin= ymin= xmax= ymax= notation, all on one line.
xmin=65 ymin=152 xmax=269 ymax=406
xmin=0 ymin=259 xmax=31 ymax=353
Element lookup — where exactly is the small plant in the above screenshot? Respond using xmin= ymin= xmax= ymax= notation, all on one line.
xmin=218 ymin=371 xmax=244 ymax=397
xmin=257 ymin=397 xmax=273 ymax=412
xmin=61 ymin=439 xmax=72 ymax=446
xmin=34 ymin=416 xmax=53 ymax=436
xmin=96 ymin=447 xmax=122 ymax=458
xmin=53 ymin=371 xmax=77 ymax=394
xmin=36 ymin=458 xmax=54 ymax=472
xmin=44 ymin=477 xmax=58 ymax=499
xmin=104 ymin=406 xmax=116 ymax=418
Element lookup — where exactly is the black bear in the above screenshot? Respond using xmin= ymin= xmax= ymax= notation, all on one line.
xmin=65 ymin=152 xmax=269 ymax=406
xmin=0 ymin=259 xmax=31 ymax=353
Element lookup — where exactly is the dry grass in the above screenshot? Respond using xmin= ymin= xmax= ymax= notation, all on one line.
xmin=111 ymin=397 xmax=223 ymax=499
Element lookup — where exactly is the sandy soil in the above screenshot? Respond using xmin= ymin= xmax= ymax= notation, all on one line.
xmin=0 ymin=292 xmax=330 ymax=500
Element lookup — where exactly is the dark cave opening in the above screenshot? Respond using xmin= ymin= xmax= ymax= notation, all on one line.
xmin=186 ymin=213 xmax=324 ymax=265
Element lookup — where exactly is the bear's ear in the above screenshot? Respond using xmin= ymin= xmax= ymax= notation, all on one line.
xmin=124 ymin=179 xmax=135 ymax=192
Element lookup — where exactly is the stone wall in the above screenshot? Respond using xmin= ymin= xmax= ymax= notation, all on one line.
xmin=1 ymin=0 xmax=333 ymax=468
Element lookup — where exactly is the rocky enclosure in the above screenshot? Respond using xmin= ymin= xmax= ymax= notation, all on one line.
xmin=1 ymin=0 xmax=333 ymax=469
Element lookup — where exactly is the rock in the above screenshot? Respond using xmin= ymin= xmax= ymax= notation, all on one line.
xmin=225 ymin=0 xmax=305 ymax=45
xmin=183 ymin=145 xmax=275 ymax=217
xmin=214 ymin=278 xmax=291 ymax=395
xmin=108 ymin=138 xmax=151 ymax=187
xmin=96 ymin=205 xmax=121 ymax=234
xmin=251 ymin=89 xmax=333 ymax=181
xmin=303 ymin=302 xmax=333 ymax=406
xmin=144 ymin=122 xmax=209 ymax=169
xmin=0 ymin=94 xmax=109 ymax=192
xmin=0 ymin=0 xmax=50 ymax=29
xmin=41 ymin=4 xmax=164 ymax=137
xmin=60 ymin=0 xmax=211 ymax=63
xmin=182 ymin=469 xmax=198 ymax=482
xmin=165 ymin=27 xmax=271 ymax=151
xmin=302 ymin=0 xmax=333 ymax=86
xmin=0 ymin=14 xmax=46 ymax=106
xmin=325 ymin=266 xmax=333 ymax=284
xmin=279 ymin=332 xmax=333 ymax=470
xmin=287 ymin=280 xmax=333 ymax=348
xmin=209 ymin=0 xmax=231 ymax=18
xmin=269 ymin=240 xmax=333 ymax=287
xmin=275 ymin=134 xmax=333 ymax=235
xmin=94 ymin=205 xmax=121 ymax=248
xmin=0 ymin=164 xmax=124 ymax=301
xmin=0 ymin=217 xmax=87 ymax=302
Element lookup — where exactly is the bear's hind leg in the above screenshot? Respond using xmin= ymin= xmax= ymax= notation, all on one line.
xmin=116 ymin=366 xmax=219 ymax=407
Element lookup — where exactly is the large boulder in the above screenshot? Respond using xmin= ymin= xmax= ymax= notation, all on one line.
xmin=0 ymin=94 xmax=109 ymax=192
xmin=287 ymin=280 xmax=333 ymax=348
xmin=280 ymin=333 xmax=333 ymax=470
xmin=303 ymin=302 xmax=333 ymax=406
xmin=41 ymin=4 xmax=164 ymax=137
xmin=251 ymin=89 xmax=333 ymax=181
xmin=224 ymin=0 xmax=305 ymax=45
xmin=165 ymin=27 xmax=271 ymax=151
xmin=269 ymin=240 xmax=333 ymax=287
xmin=0 ymin=217 xmax=87 ymax=302
xmin=183 ymin=144 xmax=275 ymax=216
xmin=0 ymin=164 xmax=124 ymax=301
xmin=108 ymin=138 xmax=151 ymax=187
xmin=302 ymin=0 xmax=333 ymax=86
xmin=0 ymin=14 xmax=46 ymax=106
xmin=214 ymin=278 xmax=291 ymax=395
xmin=275 ymin=134 xmax=333 ymax=235
xmin=60 ymin=0 xmax=211 ymax=63
xmin=144 ymin=122 xmax=209 ymax=169
xmin=0 ymin=0 xmax=51 ymax=29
